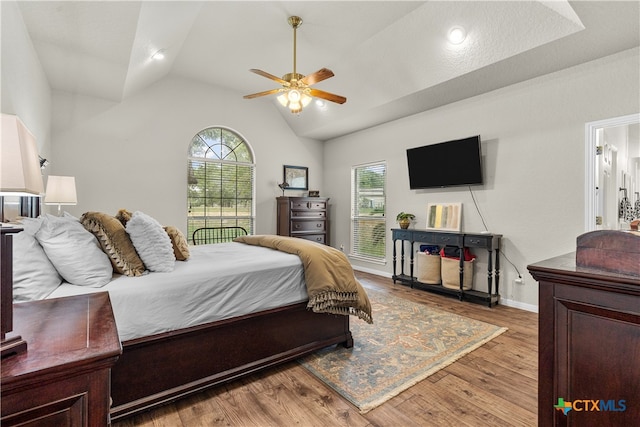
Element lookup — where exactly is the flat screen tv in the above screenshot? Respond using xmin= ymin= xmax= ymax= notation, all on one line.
xmin=406 ymin=135 xmax=483 ymax=189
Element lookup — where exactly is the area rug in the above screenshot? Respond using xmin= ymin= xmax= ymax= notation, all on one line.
xmin=298 ymin=290 xmax=507 ymax=413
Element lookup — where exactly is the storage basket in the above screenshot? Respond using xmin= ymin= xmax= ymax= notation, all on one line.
xmin=441 ymin=257 xmax=474 ymax=290
xmin=416 ymin=252 xmax=441 ymax=284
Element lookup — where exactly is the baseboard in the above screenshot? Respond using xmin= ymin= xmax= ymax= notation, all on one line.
xmin=498 ymin=298 xmax=538 ymax=313
xmin=351 ymin=266 xmax=539 ymax=313
xmin=352 ymin=265 xmax=392 ymax=278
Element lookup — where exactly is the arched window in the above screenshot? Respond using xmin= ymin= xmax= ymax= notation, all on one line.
xmin=187 ymin=127 xmax=255 ymax=238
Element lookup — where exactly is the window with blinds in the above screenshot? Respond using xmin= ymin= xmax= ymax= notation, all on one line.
xmin=350 ymin=161 xmax=386 ymax=262
xmin=187 ymin=127 xmax=255 ymax=238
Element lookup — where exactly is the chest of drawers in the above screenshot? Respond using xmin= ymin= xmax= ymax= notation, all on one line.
xmin=277 ymin=196 xmax=330 ymax=245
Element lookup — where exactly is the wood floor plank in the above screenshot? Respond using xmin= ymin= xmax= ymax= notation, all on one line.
xmin=174 ymin=388 xmax=229 ymax=426
xmin=433 ymin=371 xmax=536 ymax=426
xmin=446 ymin=357 xmax=538 ymax=411
xmin=113 ymin=271 xmax=538 ymax=426
xmin=274 ymin=364 xmax=372 ymax=427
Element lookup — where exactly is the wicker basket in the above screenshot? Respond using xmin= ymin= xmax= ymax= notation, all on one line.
xmin=416 ymin=252 xmax=441 ymax=284
xmin=441 ymin=257 xmax=474 ymax=290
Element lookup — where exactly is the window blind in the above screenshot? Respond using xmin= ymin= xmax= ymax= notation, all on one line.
xmin=350 ymin=161 xmax=386 ymax=262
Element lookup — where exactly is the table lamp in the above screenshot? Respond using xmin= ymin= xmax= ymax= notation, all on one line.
xmin=44 ymin=176 xmax=77 ymax=216
xmin=1 ymin=113 xmax=44 ymax=357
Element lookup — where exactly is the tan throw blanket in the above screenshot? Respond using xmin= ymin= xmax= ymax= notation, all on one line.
xmin=234 ymin=235 xmax=373 ymax=324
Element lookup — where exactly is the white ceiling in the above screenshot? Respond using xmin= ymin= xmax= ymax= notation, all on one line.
xmin=14 ymin=1 xmax=640 ymax=141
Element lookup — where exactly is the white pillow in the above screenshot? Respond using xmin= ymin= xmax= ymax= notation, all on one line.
xmin=126 ymin=211 xmax=175 ymax=272
xmin=12 ymin=231 xmax=62 ymax=301
xmin=35 ymin=214 xmax=113 ymax=287
xmin=19 ymin=216 xmax=44 ymax=236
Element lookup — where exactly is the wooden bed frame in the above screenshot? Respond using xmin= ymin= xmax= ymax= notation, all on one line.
xmin=110 ymin=300 xmax=353 ymax=421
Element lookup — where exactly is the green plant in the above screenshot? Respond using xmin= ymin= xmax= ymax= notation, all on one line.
xmin=396 ymin=212 xmax=415 ymax=221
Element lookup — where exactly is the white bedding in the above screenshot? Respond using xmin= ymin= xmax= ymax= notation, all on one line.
xmin=47 ymin=242 xmax=308 ymax=342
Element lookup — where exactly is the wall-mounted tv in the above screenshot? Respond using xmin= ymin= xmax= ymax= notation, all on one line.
xmin=406 ymin=135 xmax=483 ymax=189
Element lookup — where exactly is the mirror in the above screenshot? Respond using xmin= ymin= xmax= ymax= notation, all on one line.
xmin=585 ymin=113 xmax=640 ymax=231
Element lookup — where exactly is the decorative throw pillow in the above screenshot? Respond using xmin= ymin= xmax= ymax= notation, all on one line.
xmin=115 ymin=208 xmax=133 ymax=226
xmin=126 ymin=211 xmax=175 ymax=272
xmin=34 ymin=214 xmax=113 ymax=287
xmin=164 ymin=226 xmax=190 ymax=261
xmin=12 ymin=231 xmax=62 ymax=301
xmin=81 ymin=212 xmax=146 ymax=276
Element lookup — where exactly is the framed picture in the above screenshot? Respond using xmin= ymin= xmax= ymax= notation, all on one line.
xmin=426 ymin=203 xmax=462 ymax=232
xmin=283 ymin=165 xmax=308 ymax=190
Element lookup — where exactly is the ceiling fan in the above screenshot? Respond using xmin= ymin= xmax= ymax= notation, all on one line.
xmin=243 ymin=16 xmax=347 ymax=114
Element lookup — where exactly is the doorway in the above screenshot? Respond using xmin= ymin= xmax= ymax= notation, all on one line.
xmin=585 ymin=113 xmax=640 ymax=231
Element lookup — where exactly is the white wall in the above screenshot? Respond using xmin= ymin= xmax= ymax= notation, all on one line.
xmin=324 ymin=48 xmax=640 ymax=310
xmin=49 ymin=76 xmax=324 ymax=234
xmin=0 ymin=1 xmax=52 ymax=157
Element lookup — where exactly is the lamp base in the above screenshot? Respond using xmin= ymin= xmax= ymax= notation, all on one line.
xmin=1 ymin=334 xmax=27 ymax=358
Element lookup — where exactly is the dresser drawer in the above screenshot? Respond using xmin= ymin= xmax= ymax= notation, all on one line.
xmin=291 ymin=200 xmax=327 ymax=211
xmin=291 ymin=210 xmax=326 ymax=218
xmin=296 ymin=234 xmax=326 ymax=244
xmin=291 ymin=220 xmax=326 ymax=232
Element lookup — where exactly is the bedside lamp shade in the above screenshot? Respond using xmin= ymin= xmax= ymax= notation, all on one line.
xmin=0 ymin=114 xmax=44 ymax=196
xmin=1 ymin=113 xmax=43 ymax=357
xmin=45 ymin=176 xmax=77 ymax=216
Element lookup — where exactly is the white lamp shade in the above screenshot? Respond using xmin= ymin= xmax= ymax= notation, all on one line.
xmin=0 ymin=114 xmax=44 ymax=196
xmin=45 ymin=176 xmax=77 ymax=205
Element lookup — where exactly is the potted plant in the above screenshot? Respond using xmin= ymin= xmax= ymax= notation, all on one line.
xmin=396 ymin=212 xmax=415 ymax=229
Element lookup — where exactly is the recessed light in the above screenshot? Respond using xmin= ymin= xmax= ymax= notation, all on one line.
xmin=151 ymin=49 xmax=165 ymax=60
xmin=448 ymin=26 xmax=466 ymax=45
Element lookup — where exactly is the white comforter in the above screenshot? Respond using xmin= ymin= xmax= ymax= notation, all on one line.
xmin=48 ymin=242 xmax=308 ymax=342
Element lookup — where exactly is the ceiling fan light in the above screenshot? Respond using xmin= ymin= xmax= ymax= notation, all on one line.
xmin=289 ymin=101 xmax=301 ymax=112
xmin=277 ymin=93 xmax=289 ymax=107
xmin=301 ymin=93 xmax=312 ymax=107
xmin=287 ymin=89 xmax=301 ymax=103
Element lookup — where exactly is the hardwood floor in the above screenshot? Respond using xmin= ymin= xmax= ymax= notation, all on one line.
xmin=113 ymin=271 xmax=538 ymax=427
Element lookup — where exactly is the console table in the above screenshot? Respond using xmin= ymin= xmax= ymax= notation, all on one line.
xmin=392 ymin=228 xmax=502 ymax=307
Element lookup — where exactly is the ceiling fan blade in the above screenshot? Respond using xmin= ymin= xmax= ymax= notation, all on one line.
xmin=243 ymin=88 xmax=282 ymax=99
xmin=300 ymin=68 xmax=334 ymax=86
xmin=249 ymin=69 xmax=289 ymax=85
xmin=309 ymin=88 xmax=347 ymax=104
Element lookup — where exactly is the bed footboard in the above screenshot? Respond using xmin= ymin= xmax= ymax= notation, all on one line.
xmin=110 ymin=302 xmax=352 ymax=421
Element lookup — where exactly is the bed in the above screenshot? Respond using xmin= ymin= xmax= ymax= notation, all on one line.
xmin=13 ymin=213 xmax=370 ymax=421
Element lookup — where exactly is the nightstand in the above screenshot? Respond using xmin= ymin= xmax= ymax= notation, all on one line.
xmin=1 ymin=292 xmax=122 ymax=426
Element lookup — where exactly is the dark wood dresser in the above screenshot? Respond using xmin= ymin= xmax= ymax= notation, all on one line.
xmin=1 ymin=293 xmax=122 ymax=426
xmin=277 ymin=196 xmax=330 ymax=245
xmin=528 ymin=231 xmax=639 ymax=426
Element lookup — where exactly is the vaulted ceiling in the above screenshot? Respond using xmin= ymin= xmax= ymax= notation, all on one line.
xmin=14 ymin=1 xmax=640 ymax=140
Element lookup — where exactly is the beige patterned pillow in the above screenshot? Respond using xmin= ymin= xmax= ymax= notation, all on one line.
xmin=115 ymin=208 xmax=133 ymax=226
xmin=164 ymin=226 xmax=190 ymax=261
xmin=81 ymin=212 xmax=145 ymax=276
